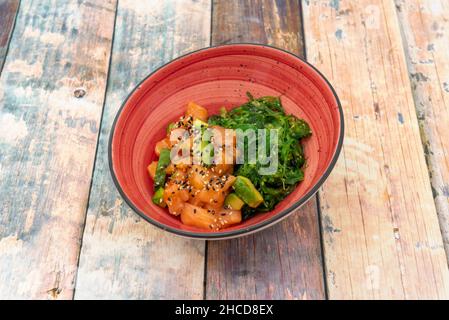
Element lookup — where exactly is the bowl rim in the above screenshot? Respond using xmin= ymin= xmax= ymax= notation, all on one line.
xmin=108 ymin=43 xmax=344 ymax=240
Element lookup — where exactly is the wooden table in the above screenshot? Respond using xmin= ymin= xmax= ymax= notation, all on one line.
xmin=1 ymin=0 xmax=449 ymax=300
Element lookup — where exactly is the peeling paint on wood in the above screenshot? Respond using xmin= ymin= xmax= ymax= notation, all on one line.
xmin=206 ymin=0 xmax=325 ymax=300
xmin=0 ymin=0 xmax=19 ymax=73
xmin=3 ymin=0 xmax=449 ymax=300
xmin=0 ymin=0 xmax=116 ymax=299
xmin=212 ymin=0 xmax=305 ymax=56
xmin=74 ymin=0 xmax=211 ymax=300
xmin=303 ymin=0 xmax=449 ymax=299
xmin=395 ymin=0 xmax=449 ymax=264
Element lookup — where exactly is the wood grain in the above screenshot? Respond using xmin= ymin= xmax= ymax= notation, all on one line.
xmin=0 ymin=0 xmax=116 ymax=299
xmin=0 ymin=0 xmax=19 ymax=73
xmin=395 ymin=0 xmax=449 ymax=263
xmin=74 ymin=0 xmax=211 ymax=300
xmin=303 ymin=0 xmax=449 ymax=299
xmin=206 ymin=0 xmax=325 ymax=300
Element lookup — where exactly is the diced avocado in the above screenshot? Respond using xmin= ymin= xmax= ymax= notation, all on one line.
xmin=232 ymin=176 xmax=263 ymax=208
xmin=193 ymin=119 xmax=208 ymax=132
xmin=201 ymin=140 xmax=214 ymax=166
xmin=152 ymin=187 xmax=166 ymax=207
xmin=224 ymin=193 xmax=245 ymax=210
xmin=200 ymin=139 xmax=210 ymax=150
xmin=190 ymin=120 xmax=210 ymax=165
xmin=192 ymin=120 xmax=218 ymax=166
xmin=154 ymin=148 xmax=171 ymax=189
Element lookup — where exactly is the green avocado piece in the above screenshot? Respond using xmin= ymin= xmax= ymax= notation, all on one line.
xmin=152 ymin=187 xmax=166 ymax=207
xmin=201 ymin=140 xmax=214 ymax=166
xmin=224 ymin=193 xmax=245 ymax=210
xmin=191 ymin=119 xmax=212 ymax=165
xmin=233 ymin=176 xmax=264 ymax=208
xmin=193 ymin=119 xmax=208 ymax=132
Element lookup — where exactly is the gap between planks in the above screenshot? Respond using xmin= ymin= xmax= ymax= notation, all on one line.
xmin=0 ymin=0 xmax=20 ymax=74
xmin=394 ymin=0 xmax=449 ymax=265
xmin=72 ymin=0 xmax=120 ymax=300
xmin=74 ymin=0 xmax=211 ymax=300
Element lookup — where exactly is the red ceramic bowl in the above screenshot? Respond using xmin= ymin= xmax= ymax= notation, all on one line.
xmin=109 ymin=44 xmax=343 ymax=239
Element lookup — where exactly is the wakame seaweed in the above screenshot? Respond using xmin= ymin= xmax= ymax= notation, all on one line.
xmin=208 ymin=93 xmax=311 ymax=219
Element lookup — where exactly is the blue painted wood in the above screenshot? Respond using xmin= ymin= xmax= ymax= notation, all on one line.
xmin=74 ymin=0 xmax=211 ymax=299
xmin=0 ymin=0 xmax=116 ymax=299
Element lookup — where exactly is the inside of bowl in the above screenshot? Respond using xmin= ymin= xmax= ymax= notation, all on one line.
xmin=111 ymin=45 xmax=341 ymax=237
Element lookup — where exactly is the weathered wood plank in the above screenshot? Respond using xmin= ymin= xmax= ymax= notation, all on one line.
xmin=74 ymin=0 xmax=211 ymax=300
xmin=0 ymin=0 xmax=116 ymax=299
xmin=303 ymin=0 xmax=449 ymax=299
xmin=206 ymin=0 xmax=325 ymax=300
xmin=395 ymin=0 xmax=449 ymax=263
xmin=0 ymin=0 xmax=19 ymax=73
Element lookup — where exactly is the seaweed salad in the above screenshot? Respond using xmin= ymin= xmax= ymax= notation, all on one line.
xmin=208 ymin=93 xmax=311 ymax=219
